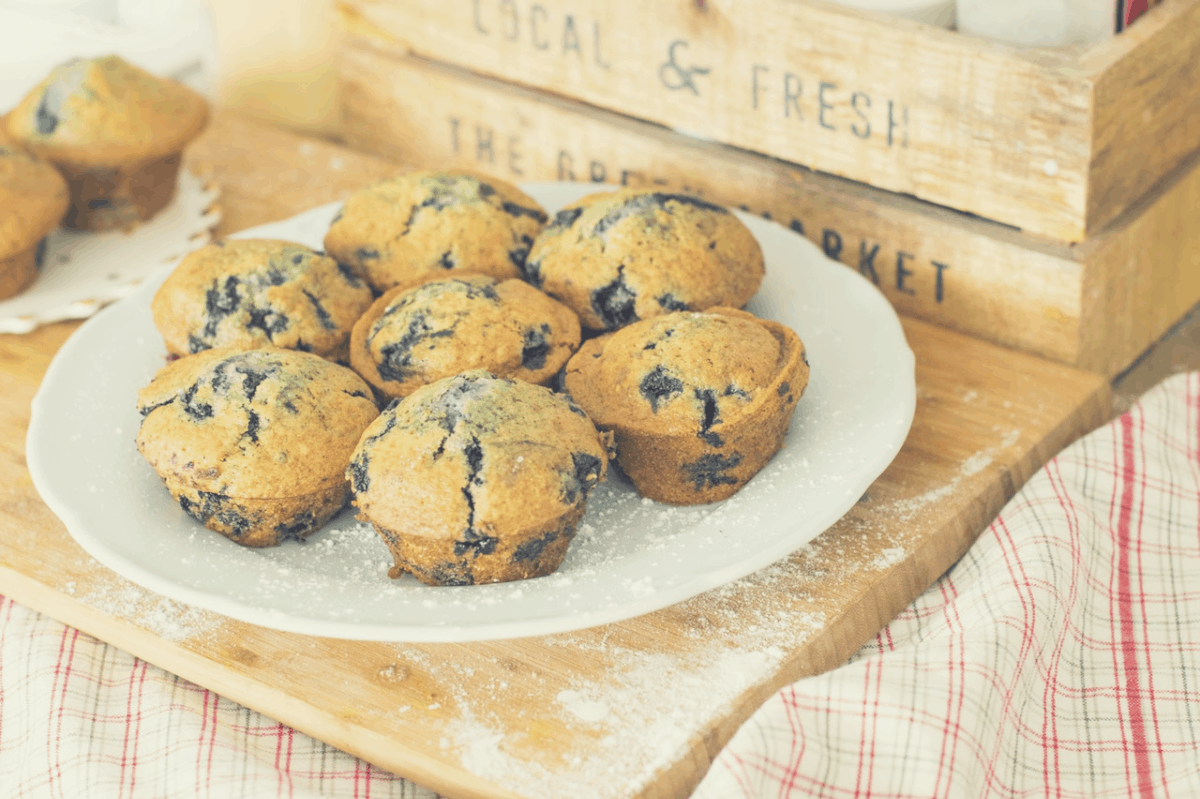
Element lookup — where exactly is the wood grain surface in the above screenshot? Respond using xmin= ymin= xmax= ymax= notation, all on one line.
xmin=337 ymin=0 xmax=1200 ymax=242
xmin=338 ymin=45 xmax=1200 ymax=379
xmin=0 ymin=112 xmax=1114 ymax=798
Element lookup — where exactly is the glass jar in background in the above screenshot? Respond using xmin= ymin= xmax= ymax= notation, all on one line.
xmin=0 ymin=0 xmax=218 ymax=110
xmin=957 ymin=0 xmax=1118 ymax=46
xmin=821 ymin=0 xmax=957 ymax=27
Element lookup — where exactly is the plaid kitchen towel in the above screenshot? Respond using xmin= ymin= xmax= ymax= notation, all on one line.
xmin=695 ymin=371 xmax=1200 ymax=798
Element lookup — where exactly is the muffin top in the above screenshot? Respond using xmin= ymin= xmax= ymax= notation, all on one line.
xmin=136 ymin=347 xmax=379 ymax=499
xmin=564 ymin=308 xmax=807 ymax=440
xmin=0 ymin=145 xmax=68 ymax=259
xmin=151 ymin=239 xmax=375 ymax=360
xmin=348 ymin=370 xmax=610 ymax=539
xmin=323 ymin=170 xmax=547 ymax=292
xmin=523 ymin=188 xmax=765 ymax=332
xmin=5 ymin=55 xmax=209 ymax=167
xmin=349 ymin=271 xmax=581 ymax=399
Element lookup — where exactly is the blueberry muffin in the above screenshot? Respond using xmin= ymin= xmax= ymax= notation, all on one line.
xmin=349 ymin=271 xmax=581 ymax=400
xmin=6 ymin=55 xmax=208 ymax=232
xmin=151 ymin=239 xmax=374 ymax=362
xmin=522 ymin=188 xmax=765 ymax=333
xmin=347 ymin=370 xmax=613 ymax=586
xmin=136 ymin=347 xmax=380 ymax=547
xmin=563 ymin=308 xmax=808 ymax=505
xmin=323 ymin=170 xmax=547 ymax=292
xmin=0 ymin=145 xmax=68 ymax=299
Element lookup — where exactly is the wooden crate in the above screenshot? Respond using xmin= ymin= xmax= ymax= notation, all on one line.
xmin=335 ymin=0 xmax=1200 ymax=242
xmin=337 ymin=45 xmax=1200 ymax=378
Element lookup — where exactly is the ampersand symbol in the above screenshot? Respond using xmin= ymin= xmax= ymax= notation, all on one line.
xmin=659 ymin=39 xmax=710 ymax=95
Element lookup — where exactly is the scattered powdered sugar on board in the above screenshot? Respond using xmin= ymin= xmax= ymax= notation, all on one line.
xmin=869 ymin=546 xmax=907 ymax=571
xmin=411 ymin=563 xmax=830 ymax=799
xmin=886 ymin=427 xmax=1022 ymax=521
xmin=556 ymin=690 xmax=610 ymax=723
xmin=64 ymin=566 xmax=221 ymax=643
xmin=438 ymin=641 xmax=795 ymax=798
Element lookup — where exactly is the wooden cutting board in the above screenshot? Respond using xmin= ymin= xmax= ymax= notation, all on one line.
xmin=0 ymin=113 xmax=1112 ymax=799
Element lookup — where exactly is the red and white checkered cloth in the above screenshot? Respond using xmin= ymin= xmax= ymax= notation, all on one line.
xmin=696 ymin=371 xmax=1200 ymax=798
xmin=5 ymin=371 xmax=1200 ymax=798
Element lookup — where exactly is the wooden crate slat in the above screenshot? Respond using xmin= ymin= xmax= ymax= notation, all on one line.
xmin=336 ymin=0 xmax=1200 ymax=242
xmin=338 ymin=45 xmax=1200 ymax=376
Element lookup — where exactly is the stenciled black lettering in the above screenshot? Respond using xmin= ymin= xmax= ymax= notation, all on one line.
xmin=531 ymin=5 xmax=550 ymax=50
xmin=859 ymin=241 xmax=880 ymax=284
xmin=789 ymin=219 xmax=804 ymax=236
xmin=660 ymin=40 xmax=709 ymax=95
xmin=932 ymin=260 xmax=950 ymax=303
xmin=500 ymin=0 xmax=518 ymax=40
xmin=887 ymin=100 xmax=908 ymax=147
xmin=557 ymin=150 xmax=575 ymax=181
xmin=851 ymin=92 xmax=871 ymax=139
xmin=563 ymin=14 xmax=581 ymax=57
xmin=473 ymin=0 xmax=489 ymax=34
xmin=620 ymin=169 xmax=641 ymax=186
xmin=507 ymin=135 xmax=523 ymax=177
xmin=784 ymin=73 xmax=803 ymax=120
xmin=822 ymin=228 xmax=843 ymax=261
xmin=895 ymin=251 xmax=915 ymax=294
xmin=593 ymin=23 xmax=610 ymax=69
xmin=752 ymin=64 xmax=769 ymax=110
xmin=589 ymin=161 xmax=607 ymax=182
xmin=818 ymin=81 xmax=837 ymax=131
xmin=476 ymin=126 xmax=495 ymax=163
xmin=448 ymin=117 xmax=462 ymax=154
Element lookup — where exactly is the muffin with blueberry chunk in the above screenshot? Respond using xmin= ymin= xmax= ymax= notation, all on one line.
xmin=322 ymin=170 xmax=547 ymax=293
xmin=347 ymin=370 xmax=613 ymax=586
xmin=523 ymin=188 xmax=764 ymax=333
xmin=0 ymin=145 xmax=68 ymax=299
xmin=563 ymin=307 xmax=808 ymax=505
xmin=136 ymin=347 xmax=379 ymax=547
xmin=151 ymin=239 xmax=374 ymax=362
xmin=349 ymin=271 xmax=581 ymax=400
xmin=5 ymin=55 xmax=208 ymax=232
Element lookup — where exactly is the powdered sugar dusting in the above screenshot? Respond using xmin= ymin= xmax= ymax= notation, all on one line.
xmin=65 ymin=567 xmax=221 ymax=642
xmin=887 ymin=427 xmax=1022 ymax=521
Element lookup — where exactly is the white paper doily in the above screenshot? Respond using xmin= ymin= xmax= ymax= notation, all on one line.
xmin=0 ymin=169 xmax=220 ymax=334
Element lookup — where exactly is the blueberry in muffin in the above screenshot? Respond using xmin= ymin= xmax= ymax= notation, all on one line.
xmin=347 ymin=370 xmax=613 ymax=585
xmin=323 ymin=170 xmax=547 ymax=293
xmin=6 ymin=55 xmax=208 ymax=232
xmin=349 ymin=271 xmax=580 ymax=400
xmin=523 ymin=188 xmax=764 ymax=333
xmin=151 ymin=239 xmax=374 ymax=362
xmin=136 ymin=347 xmax=380 ymax=546
xmin=0 ymin=145 xmax=68 ymax=299
xmin=563 ymin=307 xmax=808 ymax=505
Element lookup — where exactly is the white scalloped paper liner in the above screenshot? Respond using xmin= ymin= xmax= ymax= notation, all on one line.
xmin=0 ymin=170 xmax=221 ymax=334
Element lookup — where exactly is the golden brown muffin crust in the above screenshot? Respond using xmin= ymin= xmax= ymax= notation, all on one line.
xmin=137 ymin=347 xmax=379 ymax=499
xmin=348 ymin=370 xmax=612 ymax=585
xmin=152 ymin=239 xmax=375 ymax=360
xmin=563 ymin=308 xmax=808 ymax=505
xmin=524 ymin=188 xmax=765 ymax=332
xmin=349 ymin=271 xmax=581 ymax=399
xmin=6 ymin=56 xmax=209 ymax=168
xmin=323 ymin=170 xmax=547 ymax=293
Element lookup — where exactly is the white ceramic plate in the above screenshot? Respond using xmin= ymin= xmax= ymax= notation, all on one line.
xmin=27 ymin=182 xmax=916 ymax=642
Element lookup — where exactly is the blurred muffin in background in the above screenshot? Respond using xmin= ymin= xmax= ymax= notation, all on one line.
xmin=0 ymin=144 xmax=68 ymax=299
xmin=6 ymin=55 xmax=208 ymax=232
